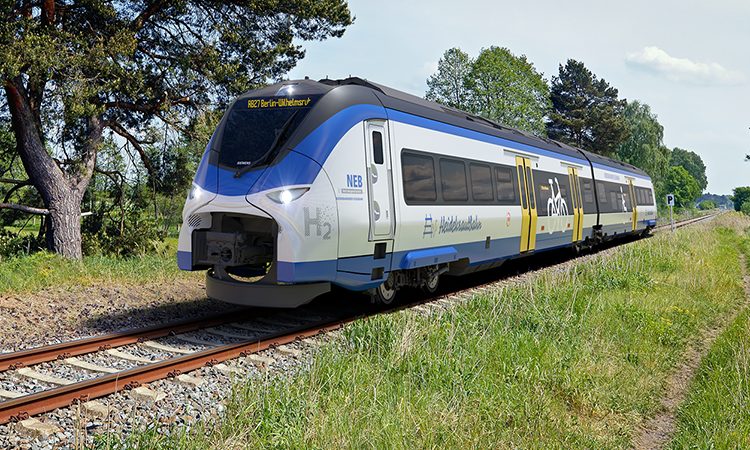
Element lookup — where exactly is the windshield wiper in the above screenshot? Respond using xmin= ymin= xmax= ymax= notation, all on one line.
xmin=234 ymin=110 xmax=301 ymax=179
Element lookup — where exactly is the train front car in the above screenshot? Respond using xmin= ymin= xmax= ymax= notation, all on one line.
xmin=177 ymin=80 xmax=347 ymax=307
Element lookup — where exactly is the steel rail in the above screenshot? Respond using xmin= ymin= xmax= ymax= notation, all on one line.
xmin=0 ymin=316 xmax=353 ymax=424
xmin=0 ymin=308 xmax=254 ymax=372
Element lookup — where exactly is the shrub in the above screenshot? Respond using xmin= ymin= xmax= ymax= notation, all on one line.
xmin=698 ymin=200 xmax=716 ymax=210
xmin=0 ymin=229 xmax=45 ymax=259
xmin=741 ymin=201 xmax=750 ymax=216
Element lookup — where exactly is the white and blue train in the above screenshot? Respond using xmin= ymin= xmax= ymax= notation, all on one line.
xmin=178 ymin=77 xmax=657 ymax=307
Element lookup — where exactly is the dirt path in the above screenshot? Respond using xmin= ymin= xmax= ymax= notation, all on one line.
xmin=633 ymin=255 xmax=750 ymax=449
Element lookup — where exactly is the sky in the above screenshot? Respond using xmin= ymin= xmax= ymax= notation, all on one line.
xmin=288 ymin=0 xmax=750 ymax=195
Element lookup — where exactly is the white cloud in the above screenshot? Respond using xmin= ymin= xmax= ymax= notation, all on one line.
xmin=626 ymin=46 xmax=746 ymax=86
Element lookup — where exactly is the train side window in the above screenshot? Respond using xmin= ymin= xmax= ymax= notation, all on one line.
xmin=401 ymin=152 xmax=436 ymax=203
xmin=582 ymin=180 xmax=594 ymax=204
xmin=440 ymin=158 xmax=468 ymax=201
xmin=597 ymin=182 xmax=607 ymax=204
xmin=469 ymin=163 xmax=493 ymax=201
xmin=372 ymin=131 xmax=384 ymax=164
xmin=495 ymin=166 xmax=517 ymax=204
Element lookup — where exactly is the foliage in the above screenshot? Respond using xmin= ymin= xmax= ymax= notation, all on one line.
xmin=426 ymin=48 xmax=472 ymax=110
xmin=0 ymin=229 xmax=44 ymax=258
xmin=670 ymin=147 xmax=707 ymax=192
xmin=425 ymin=46 xmax=551 ymax=136
xmin=0 ymin=0 xmax=353 ymax=257
xmin=664 ymin=166 xmax=701 ymax=208
xmin=742 ymin=201 xmax=750 ymax=216
xmin=97 ymin=215 xmax=750 ymax=448
xmin=616 ymin=100 xmax=671 ymax=199
xmin=465 ymin=47 xmax=550 ymax=136
xmin=698 ymin=200 xmax=716 ymax=210
xmin=697 ymin=193 xmax=734 ymax=210
xmin=547 ymin=60 xmax=628 ymax=157
xmin=732 ymin=187 xmax=750 ymax=212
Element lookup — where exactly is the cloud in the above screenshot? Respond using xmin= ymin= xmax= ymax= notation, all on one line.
xmin=626 ymin=46 xmax=746 ymax=86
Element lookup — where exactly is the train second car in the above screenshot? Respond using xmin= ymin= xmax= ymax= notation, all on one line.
xmin=178 ymin=77 xmax=657 ymax=307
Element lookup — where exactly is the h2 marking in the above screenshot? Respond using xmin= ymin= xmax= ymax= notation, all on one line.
xmin=303 ymin=207 xmax=331 ymax=240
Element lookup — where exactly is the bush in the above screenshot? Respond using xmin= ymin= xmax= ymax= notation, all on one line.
xmin=741 ymin=201 xmax=750 ymax=216
xmin=698 ymin=200 xmax=716 ymax=210
xmin=82 ymin=206 xmax=166 ymax=257
xmin=0 ymin=229 xmax=45 ymax=259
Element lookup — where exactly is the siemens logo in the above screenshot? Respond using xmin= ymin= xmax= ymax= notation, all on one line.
xmin=346 ymin=174 xmax=363 ymax=188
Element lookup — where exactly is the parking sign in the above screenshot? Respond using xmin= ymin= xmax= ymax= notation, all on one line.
xmin=666 ymin=194 xmax=675 ymax=206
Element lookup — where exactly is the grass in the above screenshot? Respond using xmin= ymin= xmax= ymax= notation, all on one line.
xmin=669 ymin=231 xmax=750 ymax=448
xmin=0 ymin=236 xmax=198 ymax=295
xmin=97 ymin=213 xmax=750 ymax=449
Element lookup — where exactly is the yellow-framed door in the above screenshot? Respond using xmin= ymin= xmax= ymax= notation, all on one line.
xmin=523 ymin=158 xmax=538 ymax=251
xmin=516 ymin=156 xmax=531 ymax=252
xmin=628 ymin=179 xmax=637 ymax=231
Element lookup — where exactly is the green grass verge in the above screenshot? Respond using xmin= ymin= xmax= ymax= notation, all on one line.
xmin=0 ymin=236 xmax=197 ymax=295
xmin=669 ymin=231 xmax=750 ymax=448
xmin=97 ymin=213 xmax=750 ymax=449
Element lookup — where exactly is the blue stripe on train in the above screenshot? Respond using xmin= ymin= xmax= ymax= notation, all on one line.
xmin=193 ymin=104 xmax=651 ymax=196
xmin=279 ymin=229 xmax=581 ymax=290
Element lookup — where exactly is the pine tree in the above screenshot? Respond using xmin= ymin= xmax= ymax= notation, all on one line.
xmin=547 ymin=60 xmax=628 ymax=156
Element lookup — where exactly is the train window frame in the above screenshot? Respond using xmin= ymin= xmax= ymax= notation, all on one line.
xmin=494 ymin=166 xmax=517 ymax=205
xmin=469 ymin=163 xmax=494 ymax=202
xmin=439 ymin=158 xmax=469 ymax=202
xmin=401 ymin=151 xmax=437 ymax=203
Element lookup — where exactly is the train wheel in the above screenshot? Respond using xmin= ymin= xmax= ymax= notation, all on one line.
xmin=371 ymin=274 xmax=397 ymax=305
xmin=422 ymin=272 xmax=440 ymax=294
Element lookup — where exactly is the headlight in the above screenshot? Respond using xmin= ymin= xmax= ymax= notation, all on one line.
xmin=266 ymin=187 xmax=310 ymax=204
xmin=188 ymin=183 xmax=203 ymax=201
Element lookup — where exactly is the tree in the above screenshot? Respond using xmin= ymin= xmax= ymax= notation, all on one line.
xmin=426 ymin=48 xmax=473 ymax=111
xmin=742 ymin=201 xmax=750 ymax=216
xmin=547 ymin=60 xmax=628 ymax=157
xmin=731 ymin=187 xmax=750 ymax=212
xmin=465 ymin=47 xmax=550 ymax=136
xmin=616 ymin=100 xmax=670 ymax=185
xmin=670 ymin=148 xmax=707 ymax=192
xmin=0 ymin=1 xmax=352 ymax=259
xmin=664 ymin=166 xmax=701 ymax=208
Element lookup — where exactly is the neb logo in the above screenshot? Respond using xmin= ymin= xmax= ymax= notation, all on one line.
xmin=346 ymin=174 xmax=363 ymax=188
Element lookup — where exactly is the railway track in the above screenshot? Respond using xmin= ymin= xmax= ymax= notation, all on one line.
xmin=0 ymin=212 xmax=719 ymax=426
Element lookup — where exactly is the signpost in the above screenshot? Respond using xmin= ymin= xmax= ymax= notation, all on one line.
xmin=666 ymin=194 xmax=675 ymax=231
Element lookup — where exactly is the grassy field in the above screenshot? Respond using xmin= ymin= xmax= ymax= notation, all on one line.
xmin=670 ymin=235 xmax=750 ymax=448
xmin=0 ymin=237 xmax=199 ymax=295
xmin=98 ymin=213 xmax=750 ymax=449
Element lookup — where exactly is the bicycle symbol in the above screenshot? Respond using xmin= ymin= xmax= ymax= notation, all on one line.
xmin=546 ymin=178 xmax=569 ymax=217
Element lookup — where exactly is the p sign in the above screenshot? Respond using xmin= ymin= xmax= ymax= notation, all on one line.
xmin=666 ymin=194 xmax=675 ymax=207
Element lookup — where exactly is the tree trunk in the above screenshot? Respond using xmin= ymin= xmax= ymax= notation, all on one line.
xmin=4 ymin=78 xmax=99 ymax=260
xmin=46 ymin=193 xmax=84 ymax=259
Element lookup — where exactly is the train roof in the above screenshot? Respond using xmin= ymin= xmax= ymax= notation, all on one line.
xmin=236 ymin=77 xmax=649 ymax=179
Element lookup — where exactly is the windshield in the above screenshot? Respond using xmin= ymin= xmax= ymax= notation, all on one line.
xmin=217 ymin=96 xmax=318 ymax=169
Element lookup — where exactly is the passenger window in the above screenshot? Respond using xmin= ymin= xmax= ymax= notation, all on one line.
xmin=517 ymin=166 xmax=527 ymax=209
xmin=402 ymin=152 xmax=436 ymax=202
xmin=526 ymin=167 xmax=536 ymax=209
xmin=495 ymin=166 xmax=516 ymax=204
xmin=470 ymin=163 xmax=493 ymax=201
xmin=582 ymin=180 xmax=594 ymax=204
xmin=440 ymin=159 xmax=468 ymax=201
xmin=597 ymin=182 xmax=607 ymax=203
xmin=372 ymin=131 xmax=384 ymax=164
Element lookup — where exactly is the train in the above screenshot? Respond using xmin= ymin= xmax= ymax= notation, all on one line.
xmin=177 ymin=77 xmax=657 ymax=307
